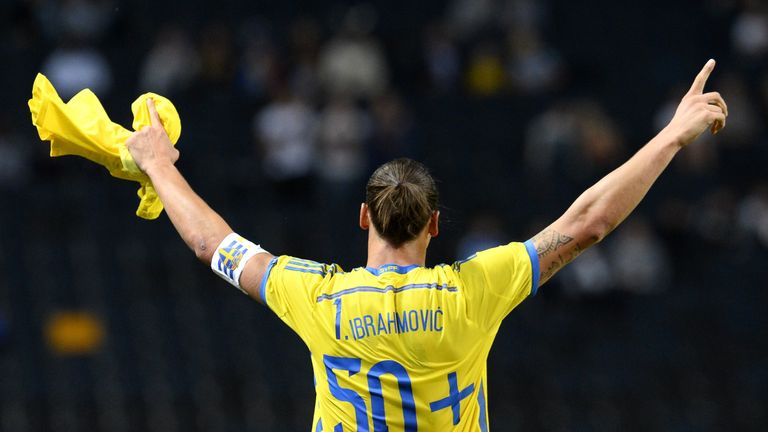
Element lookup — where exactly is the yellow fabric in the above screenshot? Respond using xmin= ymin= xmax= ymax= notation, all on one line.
xmin=262 ymin=242 xmax=535 ymax=431
xmin=27 ymin=73 xmax=181 ymax=220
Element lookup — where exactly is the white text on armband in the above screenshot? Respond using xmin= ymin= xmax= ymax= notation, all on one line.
xmin=210 ymin=233 xmax=268 ymax=294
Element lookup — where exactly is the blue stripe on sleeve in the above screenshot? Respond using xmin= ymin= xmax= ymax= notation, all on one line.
xmin=259 ymin=256 xmax=278 ymax=306
xmin=523 ymin=240 xmax=540 ymax=296
xmin=285 ymin=266 xmax=326 ymax=275
xmin=288 ymin=259 xmax=325 ymax=269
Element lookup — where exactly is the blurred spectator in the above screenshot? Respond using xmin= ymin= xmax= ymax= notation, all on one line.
xmin=318 ymin=5 xmax=388 ymax=100
xmin=237 ymin=18 xmax=282 ymax=101
xmin=139 ymin=24 xmax=200 ymax=95
xmin=59 ymin=0 xmax=114 ymax=41
xmin=41 ymin=42 xmax=112 ymax=99
xmin=731 ymin=1 xmax=768 ymax=60
xmin=578 ymin=101 xmax=624 ymax=169
xmin=44 ymin=310 xmax=105 ymax=356
xmin=498 ymin=0 xmax=549 ymax=30
xmin=525 ymin=99 xmax=623 ymax=198
xmin=506 ymin=28 xmax=565 ymax=94
xmin=316 ymin=96 xmax=371 ymax=187
xmin=0 ymin=124 xmax=30 ymax=189
xmin=254 ymin=89 xmax=318 ymax=194
xmin=423 ymin=22 xmax=461 ymax=93
xmin=447 ymin=0 xmax=496 ymax=38
xmin=33 ymin=0 xmax=114 ymax=41
xmin=525 ymin=101 xmax=580 ymax=174
xmin=288 ymin=17 xmax=323 ymax=103
xmin=456 ymin=212 xmax=506 ymax=258
xmin=199 ymin=21 xmax=235 ymax=85
xmin=608 ymin=218 xmax=671 ymax=294
xmin=713 ymin=73 xmax=760 ymax=147
xmin=465 ymin=41 xmax=506 ymax=97
xmin=369 ymin=91 xmax=417 ymax=167
xmin=737 ymin=183 xmax=768 ymax=248
xmin=693 ymin=187 xmax=739 ymax=245
xmin=561 ymin=246 xmax=614 ymax=296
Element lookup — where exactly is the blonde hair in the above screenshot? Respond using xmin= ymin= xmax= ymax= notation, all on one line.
xmin=365 ymin=158 xmax=439 ymax=247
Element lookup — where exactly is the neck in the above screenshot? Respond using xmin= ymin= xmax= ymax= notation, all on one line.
xmin=366 ymin=233 xmax=429 ymax=268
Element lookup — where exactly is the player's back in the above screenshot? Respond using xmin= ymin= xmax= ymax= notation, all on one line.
xmin=260 ymin=241 xmax=537 ymax=431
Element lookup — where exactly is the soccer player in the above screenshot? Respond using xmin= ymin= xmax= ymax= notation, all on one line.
xmin=125 ymin=59 xmax=727 ymax=431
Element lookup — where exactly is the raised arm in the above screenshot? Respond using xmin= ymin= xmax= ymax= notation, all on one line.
xmin=529 ymin=59 xmax=728 ymax=287
xmin=125 ymin=99 xmax=273 ymax=302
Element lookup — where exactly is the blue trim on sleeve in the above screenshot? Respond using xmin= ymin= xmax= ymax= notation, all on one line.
xmin=259 ymin=256 xmax=278 ymax=306
xmin=288 ymin=259 xmax=325 ymax=269
xmin=285 ymin=266 xmax=326 ymax=275
xmin=524 ymin=240 xmax=540 ymax=296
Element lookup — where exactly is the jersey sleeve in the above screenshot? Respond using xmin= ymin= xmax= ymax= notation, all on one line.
xmin=455 ymin=240 xmax=539 ymax=329
xmin=259 ymin=255 xmax=336 ymax=338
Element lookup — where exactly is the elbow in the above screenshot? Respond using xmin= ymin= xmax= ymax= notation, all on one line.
xmin=192 ymin=235 xmax=216 ymax=264
xmin=585 ymin=216 xmax=614 ymax=244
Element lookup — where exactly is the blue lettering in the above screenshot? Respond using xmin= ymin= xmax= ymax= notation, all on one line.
xmin=349 ymin=320 xmax=358 ymax=340
xmin=396 ymin=312 xmax=409 ymax=332
xmin=387 ymin=312 xmax=397 ymax=334
xmin=377 ymin=313 xmax=388 ymax=334
xmin=363 ymin=315 xmax=376 ymax=338
xmin=408 ymin=310 xmax=419 ymax=330
xmin=420 ymin=309 xmax=430 ymax=331
xmin=346 ymin=308 xmax=444 ymax=340
xmin=353 ymin=318 xmax=366 ymax=339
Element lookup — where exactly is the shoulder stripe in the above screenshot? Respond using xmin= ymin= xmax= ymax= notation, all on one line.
xmin=452 ymin=253 xmax=478 ymax=271
xmin=316 ymin=283 xmax=457 ymax=302
xmin=288 ymin=259 xmax=325 ymax=269
xmin=289 ymin=257 xmax=324 ymax=265
xmin=285 ymin=266 xmax=326 ymax=276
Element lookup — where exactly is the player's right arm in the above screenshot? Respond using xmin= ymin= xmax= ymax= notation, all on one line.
xmin=528 ymin=59 xmax=728 ymax=287
xmin=125 ymin=99 xmax=273 ymax=302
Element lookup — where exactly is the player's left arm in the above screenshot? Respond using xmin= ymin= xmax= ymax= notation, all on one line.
xmin=125 ymin=98 xmax=273 ymax=302
xmin=529 ymin=59 xmax=728 ymax=287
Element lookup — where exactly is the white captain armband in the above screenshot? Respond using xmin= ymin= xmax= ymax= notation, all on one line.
xmin=210 ymin=233 xmax=268 ymax=294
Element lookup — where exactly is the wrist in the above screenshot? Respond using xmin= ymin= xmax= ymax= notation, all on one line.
xmin=656 ymin=126 xmax=686 ymax=150
xmin=143 ymin=160 xmax=176 ymax=179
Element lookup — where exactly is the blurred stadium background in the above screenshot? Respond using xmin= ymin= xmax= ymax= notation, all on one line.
xmin=1 ymin=0 xmax=768 ymax=430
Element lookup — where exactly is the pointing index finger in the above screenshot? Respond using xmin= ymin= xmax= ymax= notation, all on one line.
xmin=687 ymin=59 xmax=716 ymax=96
xmin=146 ymin=97 xmax=163 ymax=128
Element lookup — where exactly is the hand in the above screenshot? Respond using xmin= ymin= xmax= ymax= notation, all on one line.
xmin=125 ymin=98 xmax=180 ymax=174
xmin=662 ymin=59 xmax=728 ymax=148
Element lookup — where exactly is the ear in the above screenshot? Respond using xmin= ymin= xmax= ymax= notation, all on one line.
xmin=359 ymin=203 xmax=370 ymax=230
xmin=428 ymin=210 xmax=440 ymax=238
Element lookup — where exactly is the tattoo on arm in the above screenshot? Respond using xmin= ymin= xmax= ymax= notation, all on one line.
xmin=531 ymin=229 xmax=584 ymax=285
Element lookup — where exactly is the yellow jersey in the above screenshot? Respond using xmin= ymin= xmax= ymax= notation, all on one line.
xmin=260 ymin=240 xmax=539 ymax=431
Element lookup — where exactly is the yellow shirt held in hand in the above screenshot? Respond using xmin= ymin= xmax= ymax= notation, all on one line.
xmin=27 ymin=73 xmax=181 ymax=220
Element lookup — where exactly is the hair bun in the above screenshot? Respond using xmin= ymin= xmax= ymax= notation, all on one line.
xmin=365 ymin=158 xmax=439 ymax=247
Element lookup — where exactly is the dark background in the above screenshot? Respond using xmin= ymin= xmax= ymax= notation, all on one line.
xmin=1 ymin=0 xmax=767 ymax=431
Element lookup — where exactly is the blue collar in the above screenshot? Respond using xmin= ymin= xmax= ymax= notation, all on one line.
xmin=364 ymin=263 xmax=421 ymax=276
